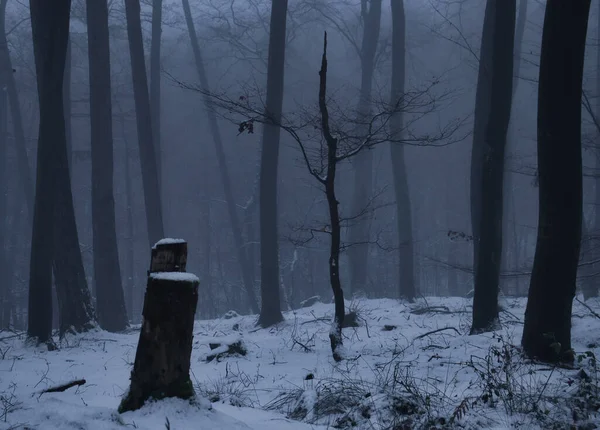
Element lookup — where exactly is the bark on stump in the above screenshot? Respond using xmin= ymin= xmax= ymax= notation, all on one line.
xmin=119 ymin=239 xmax=199 ymax=413
xmin=149 ymin=238 xmax=187 ymax=273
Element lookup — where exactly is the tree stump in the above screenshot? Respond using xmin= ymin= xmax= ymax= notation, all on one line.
xmin=119 ymin=239 xmax=199 ymax=413
xmin=149 ymin=238 xmax=187 ymax=274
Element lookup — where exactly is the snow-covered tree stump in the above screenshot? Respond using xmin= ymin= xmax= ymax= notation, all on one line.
xmin=119 ymin=239 xmax=199 ymax=413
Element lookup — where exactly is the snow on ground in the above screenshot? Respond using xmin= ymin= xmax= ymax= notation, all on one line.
xmin=0 ymin=296 xmax=599 ymax=429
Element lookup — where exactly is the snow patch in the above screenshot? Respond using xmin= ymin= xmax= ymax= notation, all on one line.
xmin=1 ymin=296 xmax=599 ymax=429
xmin=149 ymin=272 xmax=200 ymax=283
xmin=198 ymin=334 xmax=243 ymax=347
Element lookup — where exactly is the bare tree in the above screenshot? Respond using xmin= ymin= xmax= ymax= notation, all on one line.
xmin=256 ymin=0 xmax=288 ymax=327
xmin=181 ymin=0 xmax=260 ymax=314
xmin=124 ymin=0 xmax=164 ymax=247
xmin=521 ymin=0 xmax=591 ymax=363
xmin=470 ymin=0 xmax=516 ymax=334
xmin=64 ymin=35 xmax=72 ymax=171
xmin=0 ymin=46 xmax=7 ymax=328
xmin=317 ymin=32 xmax=344 ymax=360
xmin=390 ymin=0 xmax=415 ymax=301
xmin=501 ymin=0 xmax=528 ymax=296
xmin=28 ymin=0 xmax=71 ymax=345
xmin=0 ymin=0 xmax=33 ymax=218
xmin=86 ymin=0 xmax=129 ymax=331
xmin=180 ymin=71 xmax=461 ymax=363
xmin=301 ymin=0 xmax=385 ymax=296
xmin=150 ymin=0 xmax=162 ymax=191
xmin=348 ymin=0 xmax=382 ymax=295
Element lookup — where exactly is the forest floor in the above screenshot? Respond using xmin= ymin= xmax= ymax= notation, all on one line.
xmin=0 ymin=295 xmax=599 ymax=429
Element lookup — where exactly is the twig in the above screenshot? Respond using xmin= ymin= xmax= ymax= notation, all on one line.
xmin=414 ymin=327 xmax=461 ymax=340
xmin=576 ymin=297 xmax=600 ymax=320
xmin=292 ymin=339 xmax=313 ymax=352
xmin=40 ymin=379 xmax=86 ymax=394
xmin=300 ymin=317 xmax=330 ymax=326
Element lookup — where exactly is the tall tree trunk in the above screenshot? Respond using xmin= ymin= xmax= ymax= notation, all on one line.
xmin=256 ymin=0 xmax=288 ymax=327
xmin=348 ymin=0 xmax=382 ymax=295
xmin=124 ymin=0 xmax=164 ymax=247
xmin=123 ymin=125 xmax=136 ymax=321
xmin=243 ymin=164 xmax=260 ymax=297
xmin=588 ymin=0 xmax=600 ymax=301
xmin=27 ymin=0 xmax=72 ymax=345
xmin=501 ymin=0 xmax=527 ymax=295
xmin=521 ymin=0 xmax=590 ymax=363
xmin=51 ymin=47 xmax=96 ymax=336
xmin=201 ymin=188 xmax=215 ymax=319
xmin=471 ymin=0 xmax=516 ymax=334
xmin=150 ymin=0 xmax=162 ymax=202
xmin=181 ymin=0 xmax=259 ymax=314
xmin=318 ymin=33 xmax=345 ymax=362
xmin=0 ymin=67 xmax=7 ymax=328
xmin=64 ymin=35 xmax=72 ymax=172
xmin=0 ymin=0 xmax=33 ymax=219
xmin=243 ymin=197 xmax=258 ymax=291
xmin=390 ymin=0 xmax=415 ymax=301
xmin=3 ymin=198 xmax=25 ymax=328
xmin=470 ymin=5 xmax=494 ymax=276
xmin=86 ymin=0 xmax=129 ymax=332
xmin=28 ymin=0 xmax=96 ymax=336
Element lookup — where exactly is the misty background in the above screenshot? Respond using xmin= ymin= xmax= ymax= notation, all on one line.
xmin=0 ymin=0 xmax=587 ymax=327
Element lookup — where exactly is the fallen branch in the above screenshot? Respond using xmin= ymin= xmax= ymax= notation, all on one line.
xmin=292 ymin=339 xmax=313 ymax=352
xmin=300 ymin=317 xmax=330 ymax=326
xmin=40 ymin=379 xmax=86 ymax=394
xmin=576 ymin=297 xmax=600 ymax=320
xmin=411 ymin=306 xmax=451 ymax=315
xmin=414 ymin=327 xmax=461 ymax=340
xmin=0 ymin=332 xmax=26 ymax=342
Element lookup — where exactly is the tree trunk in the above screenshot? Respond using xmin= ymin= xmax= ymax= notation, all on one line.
xmin=64 ymin=35 xmax=72 ymax=172
xmin=447 ymin=240 xmax=460 ymax=296
xmin=0 ymin=0 xmax=33 ymax=219
xmin=181 ymin=0 xmax=259 ymax=314
xmin=243 ymin=200 xmax=258 ymax=294
xmin=348 ymin=0 xmax=382 ymax=296
xmin=27 ymin=0 xmax=73 ymax=345
xmin=501 ymin=0 xmax=527 ymax=295
xmin=150 ymin=0 xmax=162 ymax=201
xmin=86 ymin=0 xmax=129 ymax=332
xmin=201 ymin=189 xmax=215 ymax=319
xmin=4 ymin=198 xmax=26 ymax=329
xmin=126 ymin=159 xmax=136 ymax=319
xmin=119 ymin=240 xmax=199 ymax=413
xmin=521 ymin=0 xmax=590 ymax=363
xmin=390 ymin=0 xmax=415 ymax=301
xmin=319 ymin=33 xmax=345 ymax=362
xmin=581 ymin=219 xmax=595 ymax=298
xmin=124 ymin=0 xmax=164 ymax=247
xmin=120 ymin=117 xmax=137 ymax=320
xmin=256 ymin=0 xmax=288 ymax=327
xmin=52 ymin=82 xmax=96 ymax=333
xmin=29 ymin=0 xmax=96 ymax=337
xmin=471 ymin=0 xmax=516 ymax=334
xmin=588 ymin=0 xmax=600 ymax=301
xmin=0 ymin=66 xmax=7 ymax=329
